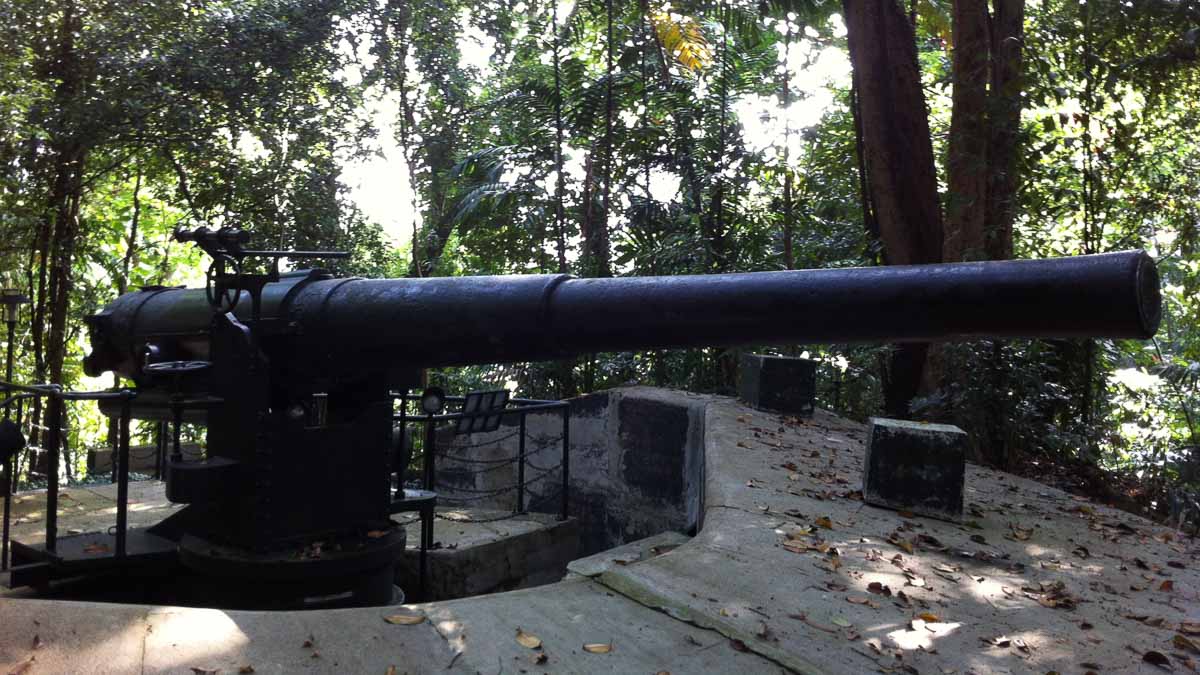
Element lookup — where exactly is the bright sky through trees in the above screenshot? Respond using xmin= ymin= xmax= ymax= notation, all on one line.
xmin=338 ymin=11 xmax=852 ymax=247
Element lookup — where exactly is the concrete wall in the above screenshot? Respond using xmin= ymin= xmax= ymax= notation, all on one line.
xmin=434 ymin=387 xmax=711 ymax=557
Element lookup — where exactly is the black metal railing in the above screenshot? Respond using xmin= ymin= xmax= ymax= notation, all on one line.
xmin=392 ymin=392 xmax=571 ymax=522
xmin=0 ymin=380 xmax=136 ymax=571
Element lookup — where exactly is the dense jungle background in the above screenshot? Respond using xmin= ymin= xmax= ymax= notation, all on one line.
xmin=0 ymin=0 xmax=1197 ymax=521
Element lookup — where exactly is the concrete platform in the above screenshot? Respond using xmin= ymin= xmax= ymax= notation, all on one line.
xmin=2 ymin=388 xmax=1198 ymax=674
xmin=393 ymin=509 xmax=580 ymax=600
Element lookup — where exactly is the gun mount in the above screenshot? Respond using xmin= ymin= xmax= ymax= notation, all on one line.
xmin=10 ymin=227 xmax=1164 ymax=608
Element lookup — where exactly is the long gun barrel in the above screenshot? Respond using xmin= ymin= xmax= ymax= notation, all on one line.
xmin=85 ymin=250 xmax=1159 ymax=383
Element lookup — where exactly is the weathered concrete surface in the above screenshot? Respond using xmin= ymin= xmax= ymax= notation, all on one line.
xmin=393 ymin=509 xmax=579 ymax=600
xmin=599 ymin=398 xmax=1200 ymax=675
xmin=863 ymin=417 xmax=968 ymax=521
xmin=4 ymin=388 xmax=1199 ymax=675
xmin=1 ymin=479 xmax=182 ymax=547
xmin=738 ymin=353 xmax=817 ymax=416
xmin=436 ymin=386 xmax=711 ymax=557
xmin=566 ymin=530 xmax=691 ymax=579
xmin=563 ymin=387 xmax=711 ymax=555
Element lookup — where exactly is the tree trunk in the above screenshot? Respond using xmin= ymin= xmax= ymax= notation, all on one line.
xmin=985 ymin=0 xmax=1024 ymax=261
xmin=843 ymin=0 xmax=944 ymax=417
xmin=945 ymin=0 xmax=1024 ymax=262
xmin=944 ymin=0 xmax=990 ymax=263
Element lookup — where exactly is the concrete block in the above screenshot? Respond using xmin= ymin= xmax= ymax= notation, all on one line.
xmin=738 ymin=354 xmax=816 ymax=416
xmin=862 ymin=417 xmax=966 ymax=521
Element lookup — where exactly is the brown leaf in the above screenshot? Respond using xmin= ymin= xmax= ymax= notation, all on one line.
xmin=384 ymin=613 xmax=426 ymax=625
xmin=916 ymin=534 xmax=947 ymax=551
xmin=1143 ymin=650 xmax=1171 ymax=668
xmin=9 ymin=656 xmax=34 ymax=675
xmin=516 ymin=628 xmax=543 ymax=649
xmin=888 ymin=534 xmax=914 ymax=554
xmin=583 ymin=642 xmax=612 ymax=654
xmin=238 ymin=667 xmax=255 ymax=674
xmin=918 ymin=612 xmax=940 ymax=623
xmin=814 ymin=516 xmax=833 ymax=530
xmin=867 ymin=582 xmax=892 ymax=597
xmin=385 ymin=667 xmax=397 ymax=675
xmin=1158 ymin=580 xmax=1174 ymax=592
xmin=729 ymin=639 xmax=750 ymax=652
xmin=1176 ymin=634 xmax=1200 ymax=654
xmin=1008 ymin=523 xmax=1033 ymax=541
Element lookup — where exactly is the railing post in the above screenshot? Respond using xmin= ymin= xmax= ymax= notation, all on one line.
xmin=397 ymin=392 xmax=407 ymax=495
xmin=560 ymin=406 xmax=569 ymax=521
xmin=516 ymin=413 xmax=526 ymax=514
xmin=423 ymin=413 xmax=436 ymax=491
xmin=116 ymin=394 xmax=131 ymax=558
xmin=155 ymin=420 xmax=167 ymax=480
xmin=2 ymin=319 xmax=14 ymax=570
xmin=45 ymin=395 xmax=61 ymax=555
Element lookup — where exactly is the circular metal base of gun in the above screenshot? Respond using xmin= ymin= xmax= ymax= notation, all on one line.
xmin=178 ymin=528 xmax=407 ymax=610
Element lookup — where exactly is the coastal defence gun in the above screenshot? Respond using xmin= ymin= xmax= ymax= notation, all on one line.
xmin=7 ymin=227 xmax=1162 ymax=608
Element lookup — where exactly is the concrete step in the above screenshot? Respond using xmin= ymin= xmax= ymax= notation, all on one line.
xmin=565 ymin=530 xmax=691 ymax=579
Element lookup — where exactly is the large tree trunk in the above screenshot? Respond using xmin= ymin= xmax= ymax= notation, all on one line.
xmin=843 ymin=0 xmax=944 ymax=417
xmin=946 ymin=0 xmax=1024 ymax=262
xmin=944 ymin=0 xmax=991 ymax=263
xmin=985 ymin=0 xmax=1024 ymax=261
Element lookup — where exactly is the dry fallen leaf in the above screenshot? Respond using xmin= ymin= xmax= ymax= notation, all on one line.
xmin=831 ymin=617 xmax=852 ymax=628
xmin=1143 ymin=650 xmax=1171 ymax=668
xmin=385 ymin=667 xmax=397 ymax=675
xmin=1158 ymin=580 xmax=1174 ymax=592
xmin=867 ymin=582 xmax=892 ymax=597
xmin=918 ymin=612 xmax=940 ymax=623
xmin=516 ymin=628 xmax=543 ymax=649
xmin=815 ymin=516 xmax=833 ymax=530
xmin=729 ymin=639 xmax=750 ymax=652
xmin=384 ymin=613 xmax=426 ymax=625
xmin=1175 ymin=634 xmax=1200 ymax=654
xmin=888 ymin=534 xmax=915 ymax=554
xmin=583 ymin=642 xmax=613 ymax=654
xmin=238 ymin=667 xmax=256 ymax=674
